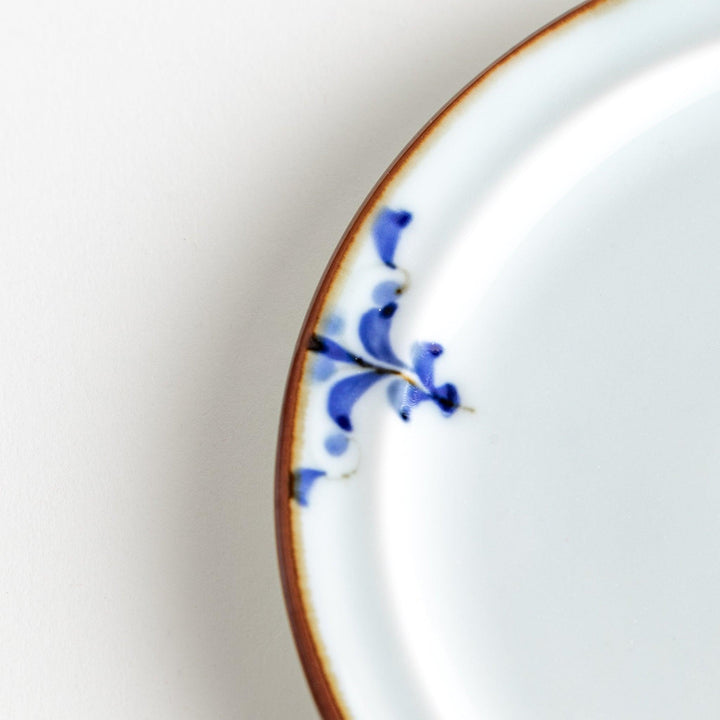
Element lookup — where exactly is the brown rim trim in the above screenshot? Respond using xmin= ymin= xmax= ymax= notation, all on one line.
xmin=275 ymin=1 xmax=613 ymax=717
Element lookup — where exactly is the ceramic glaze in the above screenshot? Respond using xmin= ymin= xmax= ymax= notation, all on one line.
xmin=277 ymin=1 xmax=720 ymax=717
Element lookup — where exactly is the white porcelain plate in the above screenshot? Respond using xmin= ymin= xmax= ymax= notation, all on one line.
xmin=276 ymin=1 xmax=720 ymax=717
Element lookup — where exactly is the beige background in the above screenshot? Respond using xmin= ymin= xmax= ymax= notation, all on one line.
xmin=0 ymin=0 xmax=577 ymax=717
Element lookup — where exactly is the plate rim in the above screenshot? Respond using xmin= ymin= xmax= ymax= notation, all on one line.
xmin=275 ymin=1 xmax=611 ymax=716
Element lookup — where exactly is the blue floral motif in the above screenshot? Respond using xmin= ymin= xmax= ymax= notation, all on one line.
xmin=291 ymin=207 xmax=462 ymax=506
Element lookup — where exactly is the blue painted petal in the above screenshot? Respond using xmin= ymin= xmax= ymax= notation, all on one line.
xmin=309 ymin=334 xmax=358 ymax=364
xmin=358 ymin=303 xmax=406 ymax=368
xmin=372 ymin=280 xmax=402 ymax=307
xmin=324 ymin=433 xmax=349 ymax=456
xmin=293 ymin=468 xmax=326 ymax=506
xmin=411 ymin=341 xmax=444 ymax=392
xmin=431 ymin=382 xmax=460 ymax=416
xmin=328 ymin=371 xmax=385 ymax=431
xmin=372 ymin=208 xmax=412 ymax=268
xmin=386 ymin=378 xmax=431 ymax=422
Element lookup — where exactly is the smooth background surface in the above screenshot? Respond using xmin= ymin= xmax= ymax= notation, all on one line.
xmin=0 ymin=1 xmax=576 ymax=717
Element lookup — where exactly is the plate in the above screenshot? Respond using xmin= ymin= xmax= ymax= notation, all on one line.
xmin=276 ymin=1 xmax=720 ymax=717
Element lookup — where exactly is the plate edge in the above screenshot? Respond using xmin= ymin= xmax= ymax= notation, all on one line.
xmin=274 ymin=0 xmax=615 ymax=717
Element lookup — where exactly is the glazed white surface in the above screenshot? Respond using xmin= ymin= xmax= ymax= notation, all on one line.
xmin=294 ymin=1 xmax=720 ymax=717
xmin=0 ymin=0 xmax=587 ymax=718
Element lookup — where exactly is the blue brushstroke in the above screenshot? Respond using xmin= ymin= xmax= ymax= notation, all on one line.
xmin=324 ymin=433 xmax=349 ymax=456
xmin=412 ymin=342 xmax=443 ymax=391
xmin=310 ymin=334 xmax=360 ymax=365
xmin=372 ymin=208 xmax=412 ymax=268
xmin=358 ymin=303 xmax=406 ymax=368
xmin=323 ymin=313 xmax=345 ymax=336
xmin=293 ymin=468 xmax=326 ymax=506
xmin=372 ymin=280 xmax=402 ymax=307
xmin=327 ymin=371 xmax=385 ymax=431
xmin=387 ymin=378 xmax=431 ymax=421
xmin=431 ymin=382 xmax=460 ymax=416
xmin=312 ymin=355 xmax=336 ymax=381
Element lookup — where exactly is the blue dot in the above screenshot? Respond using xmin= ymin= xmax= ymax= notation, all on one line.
xmin=325 ymin=433 xmax=349 ymax=456
xmin=323 ymin=313 xmax=345 ymax=336
xmin=312 ymin=356 xmax=336 ymax=381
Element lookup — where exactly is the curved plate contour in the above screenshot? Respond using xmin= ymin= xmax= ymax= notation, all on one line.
xmin=277 ymin=1 xmax=720 ymax=717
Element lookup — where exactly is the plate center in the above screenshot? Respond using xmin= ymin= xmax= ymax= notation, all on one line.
xmin=380 ymin=90 xmax=720 ymax=718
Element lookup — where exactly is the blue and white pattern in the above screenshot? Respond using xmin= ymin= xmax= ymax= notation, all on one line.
xmin=293 ymin=208 xmax=462 ymax=506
